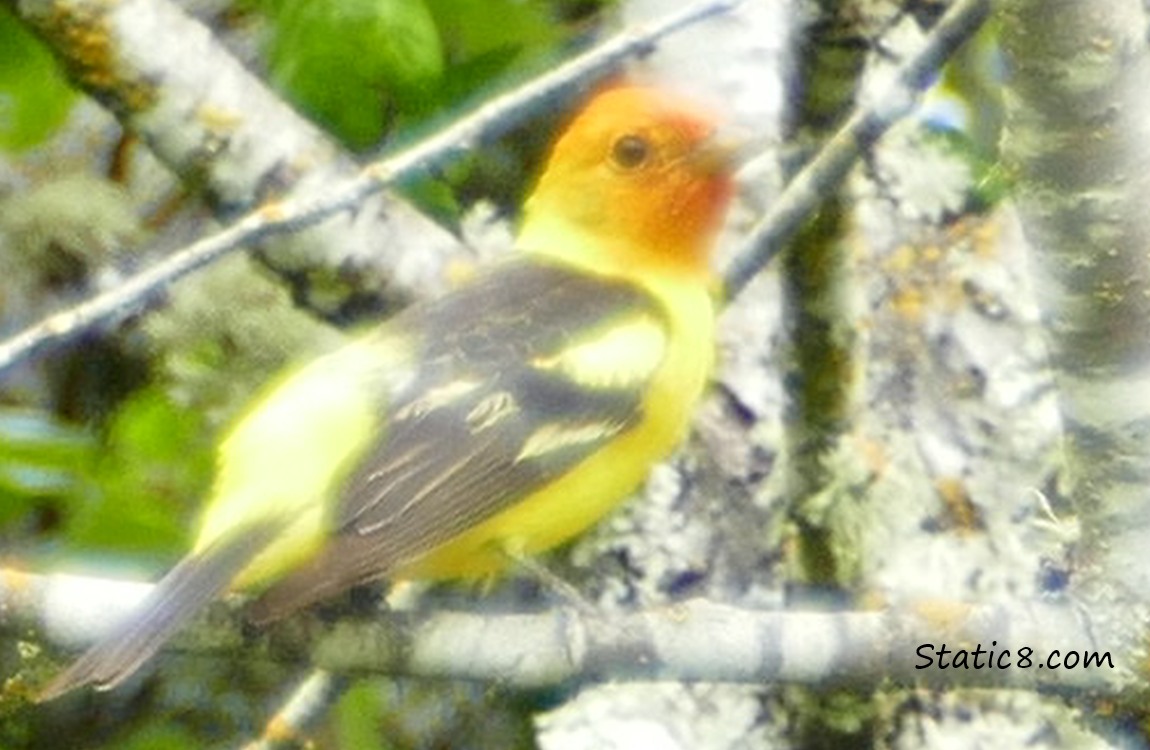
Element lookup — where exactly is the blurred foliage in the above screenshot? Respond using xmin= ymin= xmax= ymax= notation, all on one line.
xmin=252 ymin=0 xmax=584 ymax=152
xmin=102 ymin=723 xmax=201 ymax=750
xmin=424 ymin=0 xmax=570 ymax=104
xmin=248 ymin=0 xmax=607 ymax=226
xmin=0 ymin=408 xmax=93 ymax=529
xmin=325 ymin=679 xmax=538 ymax=750
xmin=919 ymin=128 xmax=1010 ymax=215
xmin=0 ymin=389 xmax=211 ymax=563
xmin=0 ymin=174 xmax=145 ymax=281
xmin=59 ymin=385 xmax=213 ymax=557
xmin=20 ymin=650 xmax=304 ymax=749
xmin=335 ymin=679 xmax=392 ymax=750
xmin=143 ymin=255 xmax=339 ymax=423
xmin=919 ymin=17 xmax=1008 ymax=215
xmin=0 ymin=175 xmax=147 ymax=358
xmin=0 ymin=172 xmax=187 ymax=558
xmin=0 ymin=7 xmax=76 ymax=151
xmin=260 ymin=0 xmax=445 ymax=151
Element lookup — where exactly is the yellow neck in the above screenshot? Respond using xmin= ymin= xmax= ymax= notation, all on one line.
xmin=516 ymin=210 xmax=711 ymax=289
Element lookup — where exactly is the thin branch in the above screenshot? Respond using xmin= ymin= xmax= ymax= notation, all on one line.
xmin=240 ymin=670 xmax=350 ymax=750
xmin=721 ymin=0 xmax=993 ymax=299
xmin=0 ymin=0 xmax=742 ymax=378
xmin=5 ymin=569 xmax=1124 ymax=693
xmin=1 ymin=0 xmax=982 ymax=372
xmin=7 ymin=0 xmax=466 ymax=314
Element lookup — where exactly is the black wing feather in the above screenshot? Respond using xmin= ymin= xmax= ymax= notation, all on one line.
xmin=248 ymin=259 xmax=665 ymax=622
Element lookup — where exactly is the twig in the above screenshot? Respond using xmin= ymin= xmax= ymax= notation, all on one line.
xmin=722 ymin=0 xmax=993 ymax=299
xmin=240 ymin=670 xmax=350 ymax=750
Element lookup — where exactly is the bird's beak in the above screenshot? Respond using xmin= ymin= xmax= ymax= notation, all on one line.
xmin=691 ymin=130 xmax=755 ymax=176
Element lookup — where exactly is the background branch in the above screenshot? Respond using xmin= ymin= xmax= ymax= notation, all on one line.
xmin=721 ymin=0 xmax=992 ymax=299
xmin=2 ymin=569 xmax=1117 ymax=693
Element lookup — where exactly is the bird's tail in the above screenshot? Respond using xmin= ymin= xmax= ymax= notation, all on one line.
xmin=38 ymin=520 xmax=283 ymax=701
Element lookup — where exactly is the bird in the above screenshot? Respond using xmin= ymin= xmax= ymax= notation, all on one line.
xmin=39 ymin=84 xmax=739 ymax=700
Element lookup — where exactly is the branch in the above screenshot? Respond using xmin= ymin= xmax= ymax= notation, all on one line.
xmin=4 ymin=569 xmax=1126 ymax=693
xmin=1 ymin=0 xmax=982 ymax=373
xmin=240 ymin=670 xmax=349 ymax=750
xmin=6 ymin=0 xmax=464 ymax=313
xmin=0 ymin=0 xmax=742 ymax=378
xmin=721 ymin=0 xmax=993 ymax=299
xmin=999 ymin=0 xmax=1150 ymax=665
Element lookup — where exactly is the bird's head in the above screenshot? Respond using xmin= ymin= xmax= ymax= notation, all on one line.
xmin=520 ymin=86 xmax=738 ymax=278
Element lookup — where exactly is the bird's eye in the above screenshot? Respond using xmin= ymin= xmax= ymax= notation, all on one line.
xmin=610 ymin=134 xmax=651 ymax=170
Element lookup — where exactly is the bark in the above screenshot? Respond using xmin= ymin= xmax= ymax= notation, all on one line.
xmin=1000 ymin=0 xmax=1150 ymax=673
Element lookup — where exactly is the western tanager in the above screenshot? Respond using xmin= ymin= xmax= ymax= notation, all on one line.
xmin=40 ymin=85 xmax=737 ymax=699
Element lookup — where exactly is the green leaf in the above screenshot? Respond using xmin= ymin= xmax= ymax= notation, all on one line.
xmin=63 ymin=387 xmax=214 ymax=557
xmin=265 ymin=0 xmax=444 ymax=150
xmin=0 ymin=7 xmax=77 ymax=151
xmin=426 ymin=0 xmax=562 ymax=62
xmin=336 ymin=679 xmax=393 ymax=750
xmin=425 ymin=0 xmax=567 ymax=101
xmin=103 ymin=721 xmax=201 ymax=750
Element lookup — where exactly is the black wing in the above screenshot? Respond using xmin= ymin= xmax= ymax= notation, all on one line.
xmin=248 ymin=259 xmax=667 ymax=621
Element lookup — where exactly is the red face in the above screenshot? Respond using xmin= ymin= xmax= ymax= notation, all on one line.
xmin=531 ymin=87 xmax=737 ymax=273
